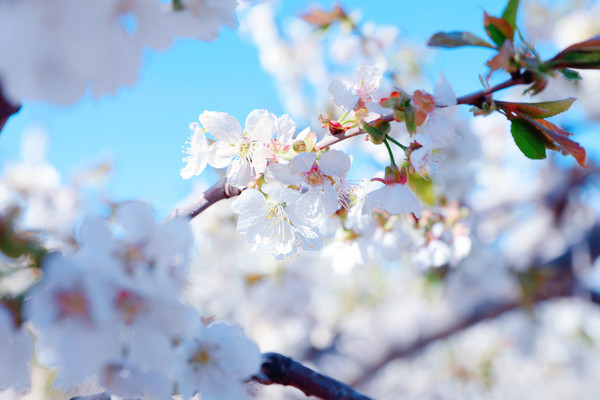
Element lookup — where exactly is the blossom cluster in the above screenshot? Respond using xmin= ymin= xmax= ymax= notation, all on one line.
xmin=1 ymin=202 xmax=260 ymax=400
xmin=0 ymin=0 xmax=237 ymax=104
xmin=181 ymin=64 xmax=468 ymax=264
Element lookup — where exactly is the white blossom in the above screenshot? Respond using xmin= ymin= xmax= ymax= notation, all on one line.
xmin=231 ymin=184 xmax=322 ymax=258
xmin=0 ymin=305 xmax=34 ymax=393
xmin=328 ymin=64 xmax=383 ymax=112
xmin=181 ymin=122 xmax=209 ymax=179
xmin=172 ymin=322 xmax=261 ymax=400
xmin=266 ymin=150 xmax=352 ymax=225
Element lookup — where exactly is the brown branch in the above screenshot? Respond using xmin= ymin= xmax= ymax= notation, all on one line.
xmin=165 ymin=177 xmax=242 ymax=221
xmin=348 ymin=223 xmax=600 ymax=388
xmin=252 ymin=352 xmax=374 ymax=400
xmin=316 ymin=72 xmax=534 ymax=150
xmin=0 ymin=83 xmax=20 ymax=134
xmin=455 ymin=71 xmax=534 ymax=107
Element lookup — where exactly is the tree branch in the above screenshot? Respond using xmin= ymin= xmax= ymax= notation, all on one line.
xmin=455 ymin=71 xmax=534 ymax=107
xmin=0 ymin=83 xmax=20 ymax=134
xmin=252 ymin=352 xmax=374 ymax=400
xmin=165 ymin=177 xmax=242 ymax=221
xmin=316 ymin=72 xmax=534 ymax=150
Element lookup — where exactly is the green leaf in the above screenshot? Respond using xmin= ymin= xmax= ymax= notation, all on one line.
xmin=557 ymin=68 xmax=582 ymax=80
xmin=172 ymin=0 xmax=184 ymax=11
xmin=519 ymin=116 xmax=587 ymax=167
xmin=404 ymin=107 xmax=417 ymax=134
xmin=502 ymin=0 xmax=520 ymax=29
xmin=427 ymin=31 xmax=495 ymax=49
xmin=497 ymin=98 xmax=576 ymax=119
xmin=510 ymin=118 xmax=547 ymax=160
xmin=484 ymin=12 xmax=514 ymax=47
xmin=360 ymin=120 xmax=386 ymax=145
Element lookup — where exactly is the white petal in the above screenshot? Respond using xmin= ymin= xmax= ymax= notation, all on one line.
xmin=226 ymin=158 xmax=254 ymax=189
xmin=245 ymin=109 xmax=275 ymax=144
xmin=318 ymin=149 xmax=351 ymax=178
xmin=208 ymin=142 xmax=235 ymax=169
xmin=262 ymin=184 xmax=299 ymax=204
xmin=295 ymin=190 xmax=326 ymax=226
xmin=289 ymin=152 xmax=317 ymax=175
xmin=265 ymin=162 xmax=302 ymax=186
xmin=328 ymin=79 xmax=359 ymax=112
xmin=361 ymin=186 xmax=384 ymax=215
xmin=355 ymin=64 xmax=382 ymax=102
xmin=421 ymin=113 xmax=458 ymax=148
xmin=433 ymin=72 xmax=457 ymax=106
xmin=115 ymin=201 xmax=156 ymax=242
xmin=275 ymin=114 xmax=296 ymax=144
xmin=232 ymin=188 xmax=265 ymax=214
xmin=384 ymin=184 xmax=422 ymax=217
xmin=181 ymin=129 xmax=208 ymax=179
xmin=199 ymin=111 xmax=242 ymax=142
xmin=251 ymin=145 xmax=270 ymax=175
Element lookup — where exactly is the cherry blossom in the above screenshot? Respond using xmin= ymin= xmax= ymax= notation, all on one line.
xmin=180 ymin=122 xmax=209 ymax=179
xmin=362 ymin=165 xmax=422 ymax=218
xmin=0 ymin=305 xmax=34 ymax=393
xmin=196 ymin=110 xmax=293 ymax=189
xmin=329 ymin=64 xmax=383 ymax=112
xmin=231 ymin=184 xmax=322 ymax=258
xmin=266 ymin=149 xmax=352 ymax=226
xmin=172 ymin=321 xmax=261 ymax=400
xmin=0 ymin=0 xmax=238 ymax=104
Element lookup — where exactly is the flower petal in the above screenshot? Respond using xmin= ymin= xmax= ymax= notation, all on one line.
xmin=318 ymin=149 xmax=351 ymax=178
xmin=199 ymin=111 xmax=242 ymax=142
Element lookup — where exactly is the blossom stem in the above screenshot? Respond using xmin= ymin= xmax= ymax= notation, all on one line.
xmin=386 ymin=135 xmax=407 ymax=151
xmin=383 ymin=139 xmax=396 ymax=166
xmin=338 ymin=111 xmax=350 ymax=124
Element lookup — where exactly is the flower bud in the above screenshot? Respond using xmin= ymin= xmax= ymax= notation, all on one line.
xmin=293 ymin=140 xmax=307 ymax=152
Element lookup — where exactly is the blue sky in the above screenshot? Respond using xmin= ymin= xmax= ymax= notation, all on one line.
xmin=0 ymin=1 xmax=576 ymax=218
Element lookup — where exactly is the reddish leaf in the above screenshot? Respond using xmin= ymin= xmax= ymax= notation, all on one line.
xmin=484 ymin=12 xmax=514 ymax=47
xmin=546 ymin=35 xmax=600 ymax=69
xmin=301 ymin=5 xmax=347 ymax=27
xmin=497 ymin=98 xmax=576 ymax=119
xmin=520 ymin=116 xmax=587 ymax=167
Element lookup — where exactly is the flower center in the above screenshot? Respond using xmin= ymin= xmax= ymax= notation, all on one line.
xmin=55 ymin=288 xmax=89 ymax=322
xmin=302 ymin=164 xmax=325 ymax=187
xmin=238 ymin=140 xmax=252 ymax=159
xmin=115 ymin=289 xmax=147 ymax=325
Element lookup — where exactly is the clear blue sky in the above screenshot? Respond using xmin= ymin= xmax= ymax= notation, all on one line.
xmin=0 ymin=1 xmax=565 ymax=218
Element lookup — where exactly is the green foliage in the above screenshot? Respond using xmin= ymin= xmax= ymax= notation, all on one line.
xmin=510 ymin=118 xmax=547 ymax=160
xmin=557 ymin=68 xmax=582 ymax=80
xmin=501 ymin=0 xmax=520 ymax=29
xmin=361 ymin=119 xmax=391 ymax=145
